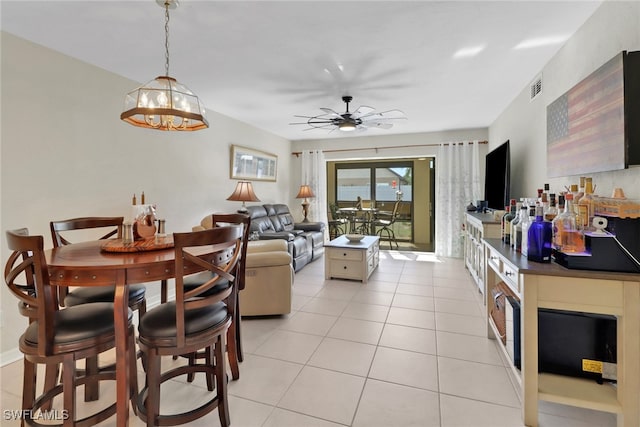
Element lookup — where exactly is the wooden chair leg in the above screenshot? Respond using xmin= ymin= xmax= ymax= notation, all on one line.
xmin=215 ymin=335 xmax=230 ymax=427
xmin=84 ymin=355 xmax=100 ymax=401
xmin=62 ymin=356 xmax=76 ymax=426
xmin=145 ymin=350 xmax=161 ymax=427
xmin=186 ymin=354 xmax=196 ymax=383
xmin=235 ymin=298 xmax=244 ymax=363
xmin=41 ymin=364 xmax=59 ymax=411
xmin=227 ymin=322 xmax=240 ymax=380
xmin=128 ymin=327 xmax=139 ymax=416
xmin=205 ymin=346 xmax=214 ymax=391
xmin=22 ymin=358 xmax=36 ymax=426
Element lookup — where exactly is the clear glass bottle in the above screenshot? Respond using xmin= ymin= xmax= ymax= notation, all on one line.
xmin=574 ymin=177 xmax=586 ymax=204
xmin=521 ymin=206 xmax=535 ymax=257
xmin=514 ymin=205 xmax=528 ymax=252
xmin=510 ymin=202 xmax=522 ymax=250
xmin=544 ymin=193 xmax=558 ymax=221
xmin=528 ymin=206 xmax=553 ymax=263
xmin=501 ymin=205 xmax=510 ymax=242
xmin=552 ymin=193 xmax=585 ymax=253
xmin=502 ymin=199 xmax=516 ymax=244
xmin=577 ymin=177 xmax=594 ymax=230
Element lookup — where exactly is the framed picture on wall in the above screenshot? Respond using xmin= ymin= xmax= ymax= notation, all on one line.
xmin=230 ymin=145 xmax=278 ymax=181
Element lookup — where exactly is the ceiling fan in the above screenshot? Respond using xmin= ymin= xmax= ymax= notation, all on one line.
xmin=291 ymin=96 xmax=407 ymax=133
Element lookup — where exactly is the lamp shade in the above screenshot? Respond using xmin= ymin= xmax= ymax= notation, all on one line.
xmin=121 ymin=76 xmax=209 ymax=131
xmin=296 ymin=185 xmax=315 ymax=199
xmin=227 ymin=181 xmax=260 ymax=202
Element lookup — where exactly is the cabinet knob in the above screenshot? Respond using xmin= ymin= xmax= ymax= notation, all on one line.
xmin=343 ymin=266 xmax=347 ymax=270
xmin=505 ymin=271 xmax=513 ymax=276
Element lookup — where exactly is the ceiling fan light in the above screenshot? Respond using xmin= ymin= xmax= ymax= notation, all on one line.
xmin=338 ymin=121 xmax=357 ymax=132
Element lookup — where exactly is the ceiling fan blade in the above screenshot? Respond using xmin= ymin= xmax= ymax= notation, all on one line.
xmin=360 ymin=122 xmax=394 ymax=129
xmin=378 ymin=109 xmax=407 ymax=119
xmin=360 ymin=110 xmax=407 ymax=121
xmin=303 ymin=124 xmax=335 ymax=131
xmin=352 ymin=105 xmax=375 ymax=118
xmin=320 ymin=108 xmax=342 ymax=117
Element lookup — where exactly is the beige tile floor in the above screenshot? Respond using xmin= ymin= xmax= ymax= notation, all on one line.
xmin=1 ymin=251 xmax=617 ymax=426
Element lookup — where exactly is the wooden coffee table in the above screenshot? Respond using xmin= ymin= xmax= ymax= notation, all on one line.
xmin=324 ymin=235 xmax=380 ymax=283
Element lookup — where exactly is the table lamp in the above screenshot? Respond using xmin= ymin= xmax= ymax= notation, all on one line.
xmin=227 ymin=181 xmax=260 ymax=213
xmin=296 ymin=184 xmax=315 ymax=222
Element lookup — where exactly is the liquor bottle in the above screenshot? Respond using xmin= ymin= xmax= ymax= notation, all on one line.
xmin=527 ymin=206 xmax=553 ymax=263
xmin=510 ymin=202 xmax=522 ymax=250
xmin=551 ymin=194 xmax=565 ymax=250
xmin=503 ymin=199 xmax=516 ymax=244
xmin=577 ymin=177 xmax=594 ymax=229
xmin=544 ymin=193 xmax=558 ymax=221
xmin=574 ymin=177 xmax=586 ymax=204
xmin=514 ymin=205 xmax=528 ymax=252
xmin=501 ymin=205 xmax=510 ymax=242
xmin=552 ymin=193 xmax=585 ymax=253
xmin=521 ymin=206 xmax=535 ymax=257
xmin=543 ymin=183 xmax=550 ymax=208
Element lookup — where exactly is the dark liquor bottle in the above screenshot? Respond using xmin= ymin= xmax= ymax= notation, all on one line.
xmin=527 ymin=206 xmax=553 ymax=263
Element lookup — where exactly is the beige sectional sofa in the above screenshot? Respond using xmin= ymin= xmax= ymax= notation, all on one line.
xmin=194 ymin=216 xmax=294 ymax=316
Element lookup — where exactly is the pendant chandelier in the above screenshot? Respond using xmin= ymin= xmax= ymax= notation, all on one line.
xmin=121 ymin=0 xmax=208 ymax=131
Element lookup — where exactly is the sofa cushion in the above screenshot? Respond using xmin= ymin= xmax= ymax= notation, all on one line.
xmin=274 ymin=204 xmax=297 ymax=232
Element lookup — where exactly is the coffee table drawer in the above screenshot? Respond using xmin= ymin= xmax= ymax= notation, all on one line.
xmin=329 ymin=260 xmax=362 ymax=280
xmin=328 ymin=249 xmax=363 ymax=261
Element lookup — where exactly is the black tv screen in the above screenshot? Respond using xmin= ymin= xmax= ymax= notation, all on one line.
xmin=484 ymin=140 xmax=511 ymax=211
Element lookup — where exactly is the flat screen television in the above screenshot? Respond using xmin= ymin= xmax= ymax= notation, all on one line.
xmin=484 ymin=140 xmax=511 ymax=211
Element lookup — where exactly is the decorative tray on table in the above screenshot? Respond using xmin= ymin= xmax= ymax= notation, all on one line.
xmin=101 ymin=236 xmax=174 ymax=253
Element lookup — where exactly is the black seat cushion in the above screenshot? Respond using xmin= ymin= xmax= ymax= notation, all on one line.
xmin=65 ymin=284 xmax=146 ymax=307
xmin=139 ymin=301 xmax=229 ymax=340
xmin=23 ymin=302 xmax=133 ymax=346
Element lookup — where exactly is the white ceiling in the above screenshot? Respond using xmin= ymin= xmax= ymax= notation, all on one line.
xmin=1 ymin=1 xmax=603 ymax=141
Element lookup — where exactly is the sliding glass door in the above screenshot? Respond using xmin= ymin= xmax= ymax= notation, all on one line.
xmin=334 ymin=161 xmax=413 ymax=242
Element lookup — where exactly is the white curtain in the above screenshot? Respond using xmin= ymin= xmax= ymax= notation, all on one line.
xmin=435 ymin=141 xmax=481 ymax=257
xmin=300 ymin=150 xmax=328 ymax=226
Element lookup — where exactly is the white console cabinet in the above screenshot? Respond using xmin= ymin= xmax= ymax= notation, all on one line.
xmin=464 ymin=212 xmax=501 ymax=295
xmin=483 ymin=238 xmax=640 ymax=427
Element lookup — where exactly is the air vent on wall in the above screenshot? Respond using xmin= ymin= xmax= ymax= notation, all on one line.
xmin=530 ymin=74 xmax=543 ymax=101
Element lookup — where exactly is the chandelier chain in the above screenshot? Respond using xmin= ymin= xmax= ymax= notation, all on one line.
xmin=164 ymin=2 xmax=170 ymax=76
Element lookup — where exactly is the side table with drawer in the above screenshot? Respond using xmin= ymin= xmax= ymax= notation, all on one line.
xmin=324 ymin=235 xmax=380 ymax=283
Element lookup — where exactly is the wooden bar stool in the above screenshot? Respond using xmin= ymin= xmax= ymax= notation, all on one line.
xmin=4 ymin=229 xmax=138 ymax=426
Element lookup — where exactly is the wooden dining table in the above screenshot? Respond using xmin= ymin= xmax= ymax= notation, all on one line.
xmin=44 ymin=237 xmax=214 ymax=426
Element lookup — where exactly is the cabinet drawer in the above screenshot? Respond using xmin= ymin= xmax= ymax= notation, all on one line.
xmin=330 ymin=260 xmax=362 ymax=279
xmin=502 ymin=263 xmax=519 ymax=293
xmin=487 ymin=247 xmax=501 ymax=272
xmin=328 ymin=249 xmax=363 ymax=261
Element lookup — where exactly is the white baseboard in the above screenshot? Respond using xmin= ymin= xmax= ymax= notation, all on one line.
xmin=1 ymin=348 xmax=22 ymax=367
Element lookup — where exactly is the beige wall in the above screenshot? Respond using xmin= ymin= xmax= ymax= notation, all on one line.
xmin=0 ymin=32 xmax=292 ymax=358
xmin=490 ymin=1 xmax=640 ymax=200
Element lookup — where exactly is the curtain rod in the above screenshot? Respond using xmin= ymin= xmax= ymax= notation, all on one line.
xmin=291 ymin=140 xmax=488 ymax=157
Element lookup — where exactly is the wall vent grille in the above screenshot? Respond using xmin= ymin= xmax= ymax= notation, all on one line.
xmin=530 ymin=75 xmax=543 ymax=101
